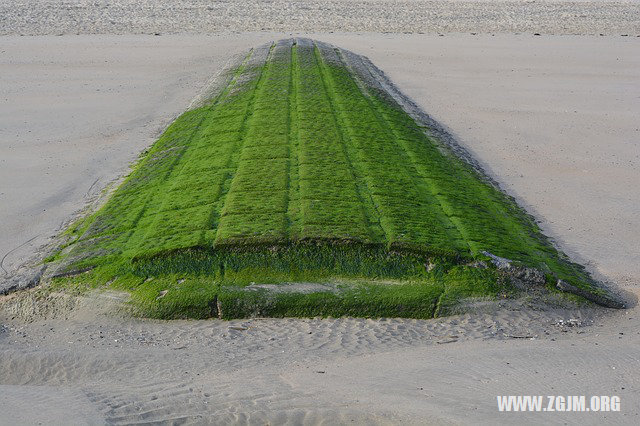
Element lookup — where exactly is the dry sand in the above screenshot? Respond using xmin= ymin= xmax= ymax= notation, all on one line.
xmin=0 ymin=288 xmax=638 ymax=424
xmin=1 ymin=33 xmax=639 ymax=424
xmin=1 ymin=0 xmax=640 ymax=36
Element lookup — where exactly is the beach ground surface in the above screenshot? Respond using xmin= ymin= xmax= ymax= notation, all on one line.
xmin=2 ymin=0 xmax=639 ymax=35
xmin=1 ymin=32 xmax=639 ymax=424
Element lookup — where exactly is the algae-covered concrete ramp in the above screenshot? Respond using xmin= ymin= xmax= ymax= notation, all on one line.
xmin=41 ymin=39 xmax=622 ymax=318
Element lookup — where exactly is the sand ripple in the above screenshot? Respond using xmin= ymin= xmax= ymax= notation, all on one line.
xmin=3 ymin=290 xmax=634 ymax=424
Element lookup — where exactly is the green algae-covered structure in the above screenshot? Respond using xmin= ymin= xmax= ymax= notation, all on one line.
xmin=46 ymin=39 xmax=621 ymax=318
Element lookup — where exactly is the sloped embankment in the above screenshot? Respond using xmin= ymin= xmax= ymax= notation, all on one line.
xmin=43 ymin=38 xmax=622 ymax=318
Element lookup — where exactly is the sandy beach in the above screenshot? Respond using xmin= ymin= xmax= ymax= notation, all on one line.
xmin=1 ymin=3 xmax=639 ymax=424
xmin=2 ymin=0 xmax=640 ymax=36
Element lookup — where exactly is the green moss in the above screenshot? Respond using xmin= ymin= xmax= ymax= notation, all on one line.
xmin=127 ymin=275 xmax=219 ymax=319
xmin=45 ymin=39 xmax=617 ymax=319
xmin=218 ymin=281 xmax=445 ymax=319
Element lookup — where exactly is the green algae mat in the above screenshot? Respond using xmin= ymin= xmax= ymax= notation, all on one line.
xmin=44 ymin=38 xmax=622 ymax=319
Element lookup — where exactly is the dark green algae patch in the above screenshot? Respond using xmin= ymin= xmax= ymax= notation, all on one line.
xmin=44 ymin=38 xmax=622 ymax=319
